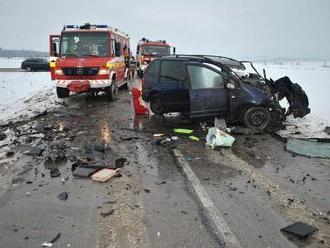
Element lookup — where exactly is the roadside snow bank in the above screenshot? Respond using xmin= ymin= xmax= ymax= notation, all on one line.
xmin=0 ymin=72 xmax=61 ymax=125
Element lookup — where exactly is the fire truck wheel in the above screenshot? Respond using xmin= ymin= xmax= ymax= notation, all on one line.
xmin=56 ymin=87 xmax=69 ymax=98
xmin=150 ymin=94 xmax=164 ymax=115
xmin=106 ymin=83 xmax=118 ymax=101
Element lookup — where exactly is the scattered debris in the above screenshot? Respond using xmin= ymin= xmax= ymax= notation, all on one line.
xmin=115 ymin=158 xmax=127 ymax=168
xmin=44 ymin=142 xmax=67 ymax=161
xmin=286 ymin=138 xmax=330 ymax=158
xmin=6 ymin=151 xmax=15 ymax=157
xmin=324 ymin=126 xmax=330 ymax=135
xmin=206 ymin=128 xmax=235 ymax=148
xmin=100 ymin=208 xmax=115 ymax=217
xmin=73 ymin=167 xmax=98 ymax=178
xmin=57 ymin=192 xmax=68 ymax=201
xmin=41 ymin=232 xmax=61 ymax=247
xmin=174 ymin=128 xmax=194 ymax=134
xmin=281 ymin=222 xmax=318 ymax=239
xmin=144 ymin=189 xmax=151 ymax=193
xmin=153 ymin=133 xmax=164 ymax=137
xmin=189 ymin=135 xmax=200 ymax=141
xmin=120 ymin=136 xmax=139 ymax=141
xmin=214 ymin=117 xmax=226 ymax=130
xmin=24 ymin=146 xmax=44 ymax=156
xmin=50 ymin=168 xmax=61 ymax=178
xmin=91 ymin=168 xmax=119 ymax=182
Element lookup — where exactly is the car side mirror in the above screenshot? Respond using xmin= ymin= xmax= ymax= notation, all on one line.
xmin=226 ymin=82 xmax=235 ymax=89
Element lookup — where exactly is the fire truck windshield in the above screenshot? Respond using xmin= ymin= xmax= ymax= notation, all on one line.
xmin=60 ymin=32 xmax=109 ymax=58
xmin=141 ymin=45 xmax=170 ymax=56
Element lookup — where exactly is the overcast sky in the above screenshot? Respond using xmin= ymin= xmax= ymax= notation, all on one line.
xmin=0 ymin=0 xmax=329 ymax=59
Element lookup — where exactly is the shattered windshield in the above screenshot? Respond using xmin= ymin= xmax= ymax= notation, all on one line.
xmin=60 ymin=32 xmax=109 ymax=58
xmin=141 ymin=45 xmax=170 ymax=56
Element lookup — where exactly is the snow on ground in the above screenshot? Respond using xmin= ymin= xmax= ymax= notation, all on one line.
xmin=0 ymin=57 xmax=25 ymax=68
xmin=254 ymin=61 xmax=330 ymax=138
xmin=0 ymin=72 xmax=60 ymax=125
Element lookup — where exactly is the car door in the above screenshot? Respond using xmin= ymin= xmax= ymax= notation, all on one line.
xmin=187 ymin=63 xmax=228 ymax=118
xmin=158 ymin=60 xmax=189 ymax=113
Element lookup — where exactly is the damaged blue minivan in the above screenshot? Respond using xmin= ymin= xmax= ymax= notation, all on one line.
xmin=142 ymin=55 xmax=310 ymax=131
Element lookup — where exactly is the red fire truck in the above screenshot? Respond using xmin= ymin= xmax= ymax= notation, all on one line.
xmin=136 ymin=38 xmax=175 ymax=78
xmin=49 ymin=23 xmax=131 ymax=100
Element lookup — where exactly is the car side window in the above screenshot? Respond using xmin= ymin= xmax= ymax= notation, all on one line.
xmin=146 ymin=60 xmax=160 ymax=77
xmin=187 ymin=65 xmax=224 ymax=89
xmin=160 ymin=61 xmax=185 ymax=83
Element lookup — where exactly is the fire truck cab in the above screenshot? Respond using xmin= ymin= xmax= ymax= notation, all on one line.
xmin=136 ymin=38 xmax=174 ymax=78
xmin=49 ymin=23 xmax=131 ymax=100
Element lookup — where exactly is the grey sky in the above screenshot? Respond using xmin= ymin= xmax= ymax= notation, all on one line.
xmin=0 ymin=0 xmax=329 ymax=59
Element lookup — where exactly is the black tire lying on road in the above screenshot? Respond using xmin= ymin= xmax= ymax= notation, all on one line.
xmin=243 ymin=106 xmax=270 ymax=132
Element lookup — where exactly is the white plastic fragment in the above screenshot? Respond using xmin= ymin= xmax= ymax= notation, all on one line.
xmin=206 ymin=127 xmax=235 ymax=148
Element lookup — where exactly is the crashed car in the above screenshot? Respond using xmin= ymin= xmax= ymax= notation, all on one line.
xmin=142 ymin=55 xmax=310 ymax=131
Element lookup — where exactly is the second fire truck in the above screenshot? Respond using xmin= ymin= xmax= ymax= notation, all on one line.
xmin=136 ymin=38 xmax=175 ymax=78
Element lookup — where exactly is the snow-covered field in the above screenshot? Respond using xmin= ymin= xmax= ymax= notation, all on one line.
xmin=254 ymin=61 xmax=330 ymax=138
xmin=0 ymin=57 xmax=24 ymax=68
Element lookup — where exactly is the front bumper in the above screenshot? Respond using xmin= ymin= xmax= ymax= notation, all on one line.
xmin=55 ymin=79 xmax=112 ymax=89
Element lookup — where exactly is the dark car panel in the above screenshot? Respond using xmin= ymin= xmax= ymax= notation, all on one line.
xmin=21 ymin=58 xmax=50 ymax=71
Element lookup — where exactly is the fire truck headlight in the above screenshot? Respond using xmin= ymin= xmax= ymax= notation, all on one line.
xmin=98 ymin=69 xmax=110 ymax=75
xmin=55 ymin=69 xmax=63 ymax=75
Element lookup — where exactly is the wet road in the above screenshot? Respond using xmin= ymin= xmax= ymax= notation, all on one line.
xmin=0 ymin=78 xmax=329 ymax=248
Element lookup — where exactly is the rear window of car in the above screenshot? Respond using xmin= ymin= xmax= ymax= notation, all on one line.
xmin=160 ymin=60 xmax=186 ymax=83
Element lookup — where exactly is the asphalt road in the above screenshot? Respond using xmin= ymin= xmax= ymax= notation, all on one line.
xmin=0 ymin=78 xmax=329 ymax=248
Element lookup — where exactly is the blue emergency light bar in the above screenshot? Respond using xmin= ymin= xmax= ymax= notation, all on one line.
xmin=63 ymin=24 xmax=109 ymax=31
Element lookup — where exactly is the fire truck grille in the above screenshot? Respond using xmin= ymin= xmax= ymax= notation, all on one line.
xmin=62 ymin=67 xmax=99 ymax=76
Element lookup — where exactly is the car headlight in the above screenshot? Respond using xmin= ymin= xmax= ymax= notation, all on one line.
xmin=98 ymin=69 xmax=110 ymax=75
xmin=55 ymin=69 xmax=63 ymax=75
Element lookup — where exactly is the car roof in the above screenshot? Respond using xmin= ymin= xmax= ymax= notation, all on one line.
xmin=160 ymin=54 xmax=245 ymax=70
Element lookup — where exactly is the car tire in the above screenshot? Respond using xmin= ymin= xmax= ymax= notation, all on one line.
xmin=150 ymin=94 xmax=165 ymax=115
xmin=26 ymin=66 xmax=32 ymax=72
xmin=106 ymin=82 xmax=118 ymax=101
xmin=56 ymin=87 xmax=69 ymax=98
xmin=243 ymin=106 xmax=270 ymax=132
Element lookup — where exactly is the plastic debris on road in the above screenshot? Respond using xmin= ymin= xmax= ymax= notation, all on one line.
xmin=286 ymin=138 xmax=330 ymax=158
xmin=189 ymin=135 xmax=200 ymax=141
xmin=91 ymin=168 xmax=119 ymax=182
xmin=280 ymin=222 xmax=318 ymax=239
xmin=206 ymin=127 xmax=235 ymax=148
xmin=173 ymin=128 xmax=194 ymax=134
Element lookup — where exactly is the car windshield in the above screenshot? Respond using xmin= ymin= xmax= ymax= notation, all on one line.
xmin=141 ymin=45 xmax=170 ymax=56
xmin=60 ymin=32 xmax=109 ymax=58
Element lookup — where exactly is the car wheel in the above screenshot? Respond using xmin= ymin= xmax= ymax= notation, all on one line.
xmin=243 ymin=106 xmax=270 ymax=132
xmin=150 ymin=94 xmax=165 ymax=115
xmin=56 ymin=87 xmax=69 ymax=98
xmin=26 ymin=66 xmax=32 ymax=72
xmin=106 ymin=81 xmax=118 ymax=101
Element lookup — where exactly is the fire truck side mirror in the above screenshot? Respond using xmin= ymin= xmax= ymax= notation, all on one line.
xmin=52 ymin=43 xmax=58 ymax=57
xmin=136 ymin=45 xmax=140 ymax=54
xmin=173 ymin=47 xmax=176 ymax=55
xmin=115 ymin=42 xmax=121 ymax=57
